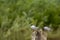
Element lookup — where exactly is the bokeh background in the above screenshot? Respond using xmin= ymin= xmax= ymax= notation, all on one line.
xmin=0 ymin=0 xmax=60 ymax=40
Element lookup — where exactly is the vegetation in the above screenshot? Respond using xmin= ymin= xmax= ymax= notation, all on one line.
xmin=0 ymin=0 xmax=60 ymax=40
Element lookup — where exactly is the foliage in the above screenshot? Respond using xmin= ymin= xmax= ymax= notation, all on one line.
xmin=0 ymin=0 xmax=60 ymax=40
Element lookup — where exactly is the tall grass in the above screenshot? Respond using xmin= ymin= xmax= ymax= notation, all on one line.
xmin=0 ymin=0 xmax=60 ymax=40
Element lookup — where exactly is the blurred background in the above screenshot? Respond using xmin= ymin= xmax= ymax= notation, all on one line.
xmin=0 ymin=0 xmax=60 ymax=40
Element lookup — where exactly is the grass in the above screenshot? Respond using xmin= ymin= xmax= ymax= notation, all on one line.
xmin=0 ymin=28 xmax=60 ymax=40
xmin=48 ymin=30 xmax=60 ymax=40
